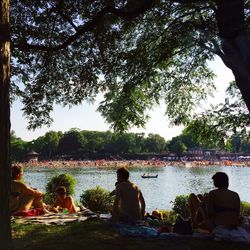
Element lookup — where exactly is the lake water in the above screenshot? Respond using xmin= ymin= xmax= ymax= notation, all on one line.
xmin=24 ymin=165 xmax=250 ymax=212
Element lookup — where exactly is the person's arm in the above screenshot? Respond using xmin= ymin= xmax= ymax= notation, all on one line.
xmin=19 ymin=182 xmax=44 ymax=197
xmin=206 ymin=191 xmax=215 ymax=219
xmin=52 ymin=198 xmax=60 ymax=210
xmin=67 ymin=196 xmax=78 ymax=213
xmin=110 ymin=189 xmax=116 ymax=196
xmin=139 ymin=191 xmax=145 ymax=219
xmin=112 ymin=185 xmax=121 ymax=220
xmin=236 ymin=193 xmax=241 ymax=216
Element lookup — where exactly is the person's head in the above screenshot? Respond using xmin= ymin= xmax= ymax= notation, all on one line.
xmin=55 ymin=186 xmax=67 ymax=199
xmin=11 ymin=164 xmax=23 ymax=180
xmin=212 ymin=172 xmax=229 ymax=189
xmin=116 ymin=167 xmax=129 ymax=182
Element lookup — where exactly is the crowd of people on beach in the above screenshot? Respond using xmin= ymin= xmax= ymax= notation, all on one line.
xmin=22 ymin=159 xmax=167 ymax=168
xmin=21 ymin=159 xmax=250 ymax=169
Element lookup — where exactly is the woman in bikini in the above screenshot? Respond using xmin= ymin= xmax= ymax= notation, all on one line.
xmin=189 ymin=172 xmax=240 ymax=231
xmin=10 ymin=164 xmax=47 ymax=213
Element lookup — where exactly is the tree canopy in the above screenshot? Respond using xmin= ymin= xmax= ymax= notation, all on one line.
xmin=10 ymin=0 xmax=250 ymax=132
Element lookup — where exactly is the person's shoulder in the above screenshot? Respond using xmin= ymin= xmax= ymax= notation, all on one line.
xmin=116 ymin=181 xmax=126 ymax=189
xmin=66 ymin=195 xmax=74 ymax=201
xmin=12 ymin=180 xmax=26 ymax=187
xmin=130 ymin=181 xmax=138 ymax=188
xmin=11 ymin=180 xmax=27 ymax=192
xmin=228 ymin=189 xmax=240 ymax=197
xmin=228 ymin=189 xmax=238 ymax=194
xmin=117 ymin=180 xmax=130 ymax=186
xmin=129 ymin=181 xmax=140 ymax=191
xmin=116 ymin=181 xmax=135 ymax=189
xmin=211 ymin=188 xmax=239 ymax=198
xmin=208 ymin=189 xmax=216 ymax=195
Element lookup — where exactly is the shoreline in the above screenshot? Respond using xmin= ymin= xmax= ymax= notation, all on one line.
xmin=21 ymin=159 xmax=250 ymax=169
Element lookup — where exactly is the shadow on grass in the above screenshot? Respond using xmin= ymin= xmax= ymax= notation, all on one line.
xmin=12 ymin=219 xmax=250 ymax=250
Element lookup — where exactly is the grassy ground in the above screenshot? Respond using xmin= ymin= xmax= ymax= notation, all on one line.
xmin=12 ymin=219 xmax=250 ymax=250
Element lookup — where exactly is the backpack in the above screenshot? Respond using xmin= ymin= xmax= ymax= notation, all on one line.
xmin=173 ymin=216 xmax=193 ymax=235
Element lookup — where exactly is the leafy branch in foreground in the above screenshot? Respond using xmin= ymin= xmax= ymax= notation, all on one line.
xmin=185 ymin=81 xmax=250 ymax=147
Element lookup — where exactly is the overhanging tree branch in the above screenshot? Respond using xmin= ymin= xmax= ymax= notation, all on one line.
xmin=13 ymin=1 xmax=157 ymax=52
xmin=54 ymin=1 xmax=79 ymax=32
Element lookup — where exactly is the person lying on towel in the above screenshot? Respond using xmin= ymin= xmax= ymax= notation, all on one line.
xmin=50 ymin=186 xmax=80 ymax=214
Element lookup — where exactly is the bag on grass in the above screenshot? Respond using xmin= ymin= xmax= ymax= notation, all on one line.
xmin=173 ymin=216 xmax=193 ymax=235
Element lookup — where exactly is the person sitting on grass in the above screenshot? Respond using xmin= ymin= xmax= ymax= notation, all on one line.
xmin=51 ymin=186 xmax=79 ymax=214
xmin=189 ymin=172 xmax=240 ymax=232
xmin=10 ymin=164 xmax=48 ymax=214
xmin=112 ymin=167 xmax=145 ymax=223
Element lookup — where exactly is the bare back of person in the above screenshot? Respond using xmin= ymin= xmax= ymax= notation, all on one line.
xmin=116 ymin=181 xmax=142 ymax=220
xmin=11 ymin=180 xmax=45 ymax=212
xmin=112 ymin=167 xmax=145 ymax=223
xmin=189 ymin=172 xmax=241 ymax=232
xmin=208 ymin=188 xmax=240 ymax=228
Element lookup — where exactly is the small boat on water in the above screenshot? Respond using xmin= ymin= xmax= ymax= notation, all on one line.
xmin=141 ymin=173 xmax=158 ymax=178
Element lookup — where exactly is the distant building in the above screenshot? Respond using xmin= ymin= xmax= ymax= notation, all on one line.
xmin=185 ymin=148 xmax=203 ymax=160
xmin=202 ymin=149 xmax=220 ymax=160
xmin=219 ymin=152 xmax=250 ymax=161
xmin=27 ymin=150 xmax=39 ymax=162
xmin=185 ymin=148 xmax=220 ymax=160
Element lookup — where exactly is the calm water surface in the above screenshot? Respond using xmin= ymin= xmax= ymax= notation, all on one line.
xmin=24 ymin=166 xmax=250 ymax=212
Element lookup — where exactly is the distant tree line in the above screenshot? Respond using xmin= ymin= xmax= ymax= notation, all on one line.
xmin=10 ymin=129 xmax=167 ymax=162
xmin=11 ymin=125 xmax=250 ymax=162
xmin=168 ymin=122 xmax=250 ymax=156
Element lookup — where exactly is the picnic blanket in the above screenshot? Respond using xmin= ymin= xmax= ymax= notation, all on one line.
xmin=114 ymin=223 xmax=250 ymax=243
xmin=12 ymin=209 xmax=99 ymax=225
xmin=113 ymin=223 xmax=212 ymax=240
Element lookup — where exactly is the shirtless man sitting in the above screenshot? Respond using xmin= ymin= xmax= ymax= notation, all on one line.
xmin=112 ymin=167 xmax=145 ymax=223
xmin=189 ymin=172 xmax=240 ymax=232
xmin=10 ymin=164 xmax=47 ymax=213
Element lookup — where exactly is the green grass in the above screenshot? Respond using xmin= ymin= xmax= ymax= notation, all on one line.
xmin=11 ymin=198 xmax=250 ymax=250
xmin=241 ymin=201 xmax=250 ymax=216
xmin=12 ymin=219 xmax=250 ymax=250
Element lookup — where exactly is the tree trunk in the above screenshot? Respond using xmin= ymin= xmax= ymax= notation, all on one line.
xmin=216 ymin=0 xmax=250 ymax=112
xmin=219 ymin=34 xmax=250 ymax=111
xmin=0 ymin=0 xmax=11 ymax=249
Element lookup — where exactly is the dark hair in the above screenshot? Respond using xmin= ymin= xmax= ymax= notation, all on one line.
xmin=55 ymin=186 xmax=66 ymax=194
xmin=212 ymin=172 xmax=229 ymax=188
xmin=11 ymin=165 xmax=23 ymax=180
xmin=116 ymin=167 xmax=129 ymax=181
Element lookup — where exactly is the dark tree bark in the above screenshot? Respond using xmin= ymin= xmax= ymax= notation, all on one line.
xmin=216 ymin=0 xmax=250 ymax=112
xmin=0 ymin=0 xmax=11 ymax=249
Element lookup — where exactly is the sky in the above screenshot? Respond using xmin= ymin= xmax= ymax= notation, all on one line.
xmin=10 ymin=57 xmax=234 ymax=142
